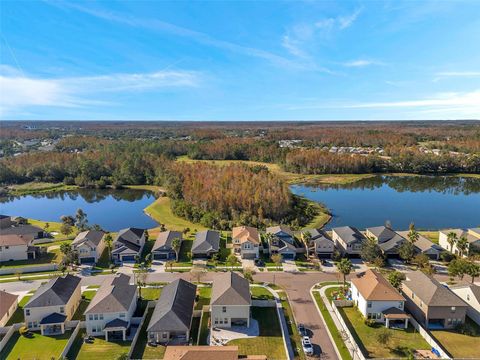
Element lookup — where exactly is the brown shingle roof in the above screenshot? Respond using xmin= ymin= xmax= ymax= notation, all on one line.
xmin=163 ymin=346 xmax=239 ymax=360
xmin=0 ymin=290 xmax=18 ymax=320
xmin=403 ymin=271 xmax=468 ymax=307
xmin=0 ymin=234 xmax=32 ymax=246
xmin=232 ymin=226 xmax=260 ymax=245
xmin=351 ymin=269 xmax=404 ymax=301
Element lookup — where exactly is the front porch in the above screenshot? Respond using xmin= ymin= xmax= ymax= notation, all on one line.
xmin=39 ymin=313 xmax=67 ymax=335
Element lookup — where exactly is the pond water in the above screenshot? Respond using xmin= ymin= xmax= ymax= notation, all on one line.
xmin=291 ymin=175 xmax=480 ymax=230
xmin=0 ymin=188 xmax=158 ymax=231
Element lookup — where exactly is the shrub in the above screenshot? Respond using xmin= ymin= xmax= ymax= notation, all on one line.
xmin=364 ymin=318 xmax=376 ymax=327
xmin=440 ymin=252 xmax=456 ymax=263
xmin=19 ymin=326 xmax=29 ymax=336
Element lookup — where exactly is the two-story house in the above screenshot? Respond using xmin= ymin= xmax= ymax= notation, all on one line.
xmin=332 ymin=226 xmax=366 ymax=256
xmin=0 ymin=234 xmax=37 ymax=262
xmin=151 ymin=230 xmax=182 ymax=261
xmin=449 ymin=284 xmax=480 ymax=325
xmin=24 ymin=274 xmax=81 ymax=335
xmin=191 ymin=230 xmax=220 ymax=258
xmin=266 ymin=225 xmax=297 ymax=259
xmin=232 ymin=226 xmax=260 ymax=259
xmin=147 ymin=279 xmax=197 ymax=343
xmin=306 ymin=228 xmax=335 ymax=258
xmin=111 ymin=227 xmax=147 ymax=262
xmin=72 ymin=230 xmax=106 ymax=264
xmin=351 ymin=269 xmax=409 ymax=328
xmin=439 ymin=228 xmax=480 ymax=257
xmin=365 ymin=225 xmax=406 ymax=257
xmin=402 ymin=270 xmax=468 ymax=329
xmin=211 ymin=272 xmax=251 ymax=328
xmin=84 ymin=273 xmax=137 ymax=341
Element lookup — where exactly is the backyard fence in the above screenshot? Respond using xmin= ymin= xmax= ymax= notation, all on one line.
xmin=0 ymin=323 xmax=21 ymax=352
xmin=332 ymin=299 xmax=353 ymax=307
xmin=127 ymin=301 xmax=155 ymax=360
xmin=59 ymin=321 xmax=84 ymax=359
xmin=408 ymin=317 xmax=451 ymax=360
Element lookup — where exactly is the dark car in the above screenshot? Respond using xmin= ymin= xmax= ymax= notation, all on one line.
xmin=298 ymin=323 xmax=307 ymax=336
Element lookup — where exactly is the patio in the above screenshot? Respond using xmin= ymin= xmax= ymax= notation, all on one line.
xmin=210 ymin=319 xmax=259 ymax=345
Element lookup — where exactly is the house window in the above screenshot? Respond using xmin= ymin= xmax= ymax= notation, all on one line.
xmin=224 ymin=318 xmax=228 ymax=323
xmin=89 ymin=314 xmax=93 ymax=320
xmin=214 ymin=320 xmax=218 ymax=324
xmin=367 ymin=302 xmax=372 ymax=308
xmin=398 ymin=302 xmax=403 ymax=309
xmin=120 ymin=313 xmax=125 ymax=318
xmin=100 ymin=314 xmax=104 ymax=320
xmin=94 ymin=314 xmax=98 ymax=320
xmin=5 ymin=246 xmax=9 ymax=250
xmin=92 ymin=327 xmax=97 ymax=333
xmin=451 ymin=306 xmax=456 ymax=313
xmin=25 ymin=309 xmax=30 ymax=316
xmin=60 ymin=307 xmax=65 ymax=313
xmin=447 ymin=318 xmax=452 ymax=325
xmin=222 ymin=306 xmax=227 ymax=313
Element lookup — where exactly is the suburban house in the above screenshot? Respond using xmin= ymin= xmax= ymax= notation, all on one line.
xmin=24 ymin=274 xmax=81 ymax=335
xmin=402 ymin=270 xmax=468 ymax=329
xmin=449 ymin=284 xmax=480 ymax=325
xmin=0 ymin=224 xmax=45 ymax=239
xmin=0 ymin=214 xmax=12 ymax=229
xmin=72 ymin=230 xmax=106 ymax=264
xmin=439 ymin=228 xmax=480 ymax=256
xmin=306 ymin=228 xmax=335 ymax=258
xmin=397 ymin=231 xmax=443 ymax=260
xmin=84 ymin=273 xmax=137 ymax=341
xmin=365 ymin=225 xmax=406 ymax=257
xmin=111 ymin=227 xmax=147 ymax=262
xmin=191 ymin=230 xmax=220 ymax=258
xmin=266 ymin=225 xmax=298 ymax=259
xmin=211 ymin=272 xmax=251 ymax=328
xmin=0 ymin=234 xmax=37 ymax=262
xmin=147 ymin=278 xmax=197 ymax=343
xmin=0 ymin=290 xmax=18 ymax=327
xmin=232 ymin=226 xmax=260 ymax=259
xmin=332 ymin=226 xmax=366 ymax=256
xmin=351 ymin=269 xmax=409 ymax=328
xmin=151 ymin=230 xmax=182 ymax=261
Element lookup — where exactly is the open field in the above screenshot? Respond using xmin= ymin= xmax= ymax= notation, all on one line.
xmin=338 ymin=306 xmax=430 ymax=358
xmin=228 ymin=307 xmax=286 ymax=360
xmin=430 ymin=318 xmax=480 ymax=358
xmin=3 ymin=330 xmax=72 ymax=360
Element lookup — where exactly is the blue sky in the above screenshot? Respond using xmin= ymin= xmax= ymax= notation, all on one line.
xmin=1 ymin=0 xmax=479 ymax=121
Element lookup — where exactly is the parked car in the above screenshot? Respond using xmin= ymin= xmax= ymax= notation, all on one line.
xmin=298 ymin=323 xmax=307 ymax=336
xmin=254 ymin=259 xmax=265 ymax=267
xmin=302 ymin=336 xmax=314 ymax=356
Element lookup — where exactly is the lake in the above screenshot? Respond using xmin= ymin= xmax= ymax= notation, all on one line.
xmin=291 ymin=175 xmax=480 ymax=230
xmin=0 ymin=188 xmax=158 ymax=231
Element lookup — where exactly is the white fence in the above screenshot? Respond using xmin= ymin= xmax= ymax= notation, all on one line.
xmin=60 ymin=321 xmax=84 ymax=359
xmin=0 ymin=263 xmax=57 ymax=275
xmin=0 ymin=324 xmax=21 ymax=352
xmin=409 ymin=317 xmax=451 ymax=359
xmin=128 ymin=301 xmax=156 ymax=360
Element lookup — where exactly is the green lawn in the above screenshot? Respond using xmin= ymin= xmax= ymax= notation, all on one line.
xmin=3 ymin=330 xmax=72 ymax=360
xmin=228 ymin=307 xmax=286 ymax=360
xmin=198 ymin=311 xmax=210 ymax=345
xmin=251 ymin=286 xmax=275 ymax=300
xmin=8 ymin=182 xmax=77 ymax=196
xmin=141 ymin=287 xmax=163 ymax=301
xmin=195 ymin=286 xmax=212 ymax=310
xmin=419 ymin=231 xmax=440 ymax=244
xmin=72 ymin=337 xmax=131 ymax=360
xmin=338 ymin=306 xmax=430 ymax=358
xmin=6 ymin=294 xmax=32 ymax=325
xmin=96 ymin=247 xmax=113 ymax=269
xmin=72 ymin=290 xmax=97 ymax=320
xmin=130 ymin=308 xmax=166 ymax=359
xmin=176 ymin=237 xmax=193 ymax=264
xmin=430 ymin=317 xmax=480 ymax=358
xmin=190 ymin=316 xmax=201 ymax=344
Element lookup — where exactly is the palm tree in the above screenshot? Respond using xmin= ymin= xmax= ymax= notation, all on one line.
xmin=447 ymin=232 xmax=458 ymax=253
xmin=456 ymin=236 xmax=469 ymax=258
xmin=338 ymin=258 xmax=353 ymax=288
xmin=302 ymin=231 xmax=312 ymax=257
xmin=172 ymin=237 xmax=181 ymax=262
xmin=407 ymin=223 xmax=419 ymax=244
xmin=104 ymin=233 xmax=113 ymax=262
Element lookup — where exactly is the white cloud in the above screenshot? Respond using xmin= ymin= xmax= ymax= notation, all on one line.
xmin=0 ymin=66 xmax=201 ymax=116
xmin=338 ymin=7 xmax=363 ymax=29
xmin=343 ymin=59 xmax=384 ymax=67
xmin=433 ymin=71 xmax=480 ymax=82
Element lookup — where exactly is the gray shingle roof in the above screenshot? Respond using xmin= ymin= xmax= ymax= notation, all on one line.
xmin=266 ymin=225 xmax=293 ymax=236
xmin=40 ymin=312 xmax=67 ymax=325
xmin=397 ymin=231 xmax=443 ymax=253
xmin=192 ymin=230 xmax=220 ymax=254
xmin=152 ymin=231 xmax=182 ymax=252
xmin=115 ymin=227 xmax=145 ymax=245
xmin=211 ymin=272 xmax=251 ymax=306
xmin=332 ymin=226 xmax=365 ymax=244
xmin=104 ymin=318 xmax=129 ymax=329
xmin=72 ymin=230 xmax=105 ymax=247
xmin=0 ymin=225 xmax=43 ymax=236
xmin=147 ymin=279 xmax=197 ymax=333
xmin=85 ymin=273 xmax=136 ymax=314
xmin=403 ymin=271 xmax=468 ymax=307
xmin=25 ymin=274 xmax=81 ymax=308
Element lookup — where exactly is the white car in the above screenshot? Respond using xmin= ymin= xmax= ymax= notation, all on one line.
xmin=302 ymin=336 xmax=314 ymax=356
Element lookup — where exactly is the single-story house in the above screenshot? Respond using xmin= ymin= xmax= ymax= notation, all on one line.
xmin=84 ymin=273 xmax=137 ymax=341
xmin=151 ymin=230 xmax=182 ymax=261
xmin=112 ymin=227 xmax=147 ymax=262
xmin=0 ymin=224 xmax=45 ymax=239
xmin=449 ymin=284 xmax=480 ymax=326
xmin=351 ymin=269 xmax=409 ymax=328
xmin=232 ymin=226 xmax=260 ymax=259
xmin=24 ymin=274 xmax=81 ymax=335
xmin=402 ymin=270 xmax=468 ymax=329
xmin=307 ymin=229 xmax=335 ymax=258
xmin=72 ymin=230 xmax=106 ymax=264
xmin=147 ymin=278 xmax=197 ymax=343
xmin=0 ymin=234 xmax=37 ymax=262
xmin=0 ymin=290 xmax=19 ymax=327
xmin=397 ymin=231 xmax=443 ymax=260
xmin=191 ymin=230 xmax=220 ymax=258
xmin=439 ymin=228 xmax=480 ymax=257
xmin=211 ymin=272 xmax=251 ymax=328
xmin=365 ymin=226 xmax=406 ymax=257
xmin=332 ymin=226 xmax=366 ymax=256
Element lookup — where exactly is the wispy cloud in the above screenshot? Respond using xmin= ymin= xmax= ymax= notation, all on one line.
xmin=433 ymin=71 xmax=480 ymax=82
xmin=0 ymin=66 xmax=200 ymax=116
xmin=338 ymin=7 xmax=363 ymax=29
xmin=343 ymin=59 xmax=385 ymax=67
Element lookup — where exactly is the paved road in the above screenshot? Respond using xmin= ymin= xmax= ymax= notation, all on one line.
xmin=256 ymin=272 xmax=339 ymax=360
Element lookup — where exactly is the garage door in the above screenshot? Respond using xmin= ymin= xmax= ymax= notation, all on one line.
xmin=317 ymin=253 xmax=332 ymax=259
xmin=122 ymin=255 xmax=136 ymax=262
xmin=80 ymin=257 xmax=96 ymax=264
xmin=153 ymin=253 xmax=168 ymax=260
xmin=242 ymin=253 xmax=256 ymax=260
xmin=282 ymin=253 xmax=295 ymax=259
